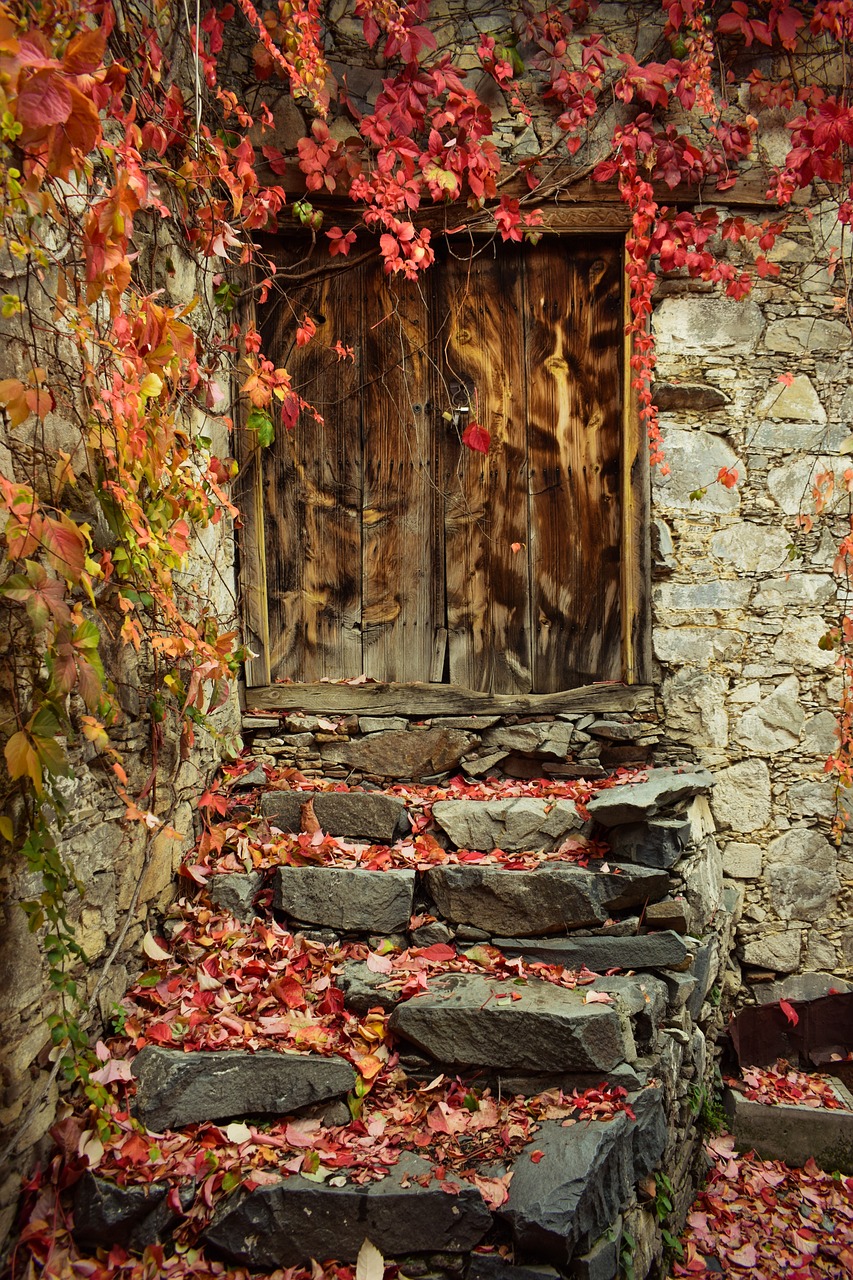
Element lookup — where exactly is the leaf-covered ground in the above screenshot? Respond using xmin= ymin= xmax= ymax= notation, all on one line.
xmin=672 ymin=1135 xmax=853 ymax=1278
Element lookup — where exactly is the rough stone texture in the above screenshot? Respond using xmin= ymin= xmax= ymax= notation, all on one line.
xmin=468 ymin=1257 xmax=560 ymax=1280
xmin=339 ymin=962 xmax=405 ymax=1013
xmin=72 ymin=1174 xmax=170 ymax=1249
xmin=741 ymin=930 xmax=802 ymax=973
xmin=710 ymin=522 xmax=791 ymax=573
xmin=501 ymin=1087 xmax=666 ymax=1265
xmin=653 ymin=429 xmax=742 ymax=513
xmin=201 ymin=1155 xmax=492 ymax=1267
xmin=604 ymin=816 xmax=691 ymax=869
xmin=260 ymin=791 xmax=409 ymax=842
xmin=754 ymin=971 xmax=852 ymax=1004
xmin=725 ymin=1087 xmax=853 ymax=1173
xmin=721 ymin=842 xmax=762 ymax=880
xmin=734 ymin=676 xmax=804 ymax=754
xmin=586 ymin=769 xmax=714 ymax=827
xmin=764 ymin=316 xmax=850 ymax=354
xmin=764 ymin=828 xmax=840 ymax=922
xmin=679 ymin=837 xmax=724 ymax=934
xmin=274 ymin=867 xmax=415 ymax=933
xmin=132 ymin=1047 xmax=355 ymax=1132
xmin=424 ymin=865 xmax=669 ymax=936
xmin=388 ymin=974 xmax=630 ymax=1072
xmin=652 ymin=381 xmax=729 ymax=411
xmin=662 ymin=670 xmax=728 ymax=749
xmin=654 ymin=296 xmax=764 ymax=355
xmin=431 ymin=798 xmax=586 ymax=852
xmin=491 ymin=932 xmax=689 ymax=971
xmin=319 ymin=728 xmax=477 ymax=778
xmin=208 ymin=872 xmax=263 ymax=922
xmin=759 ymin=373 xmax=827 ymax=422
xmin=480 ymin=722 xmax=574 ymax=759
xmin=709 ymin=760 xmax=771 ymax=833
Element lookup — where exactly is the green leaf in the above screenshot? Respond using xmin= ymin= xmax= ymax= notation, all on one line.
xmin=247 ymin=408 xmax=275 ymax=447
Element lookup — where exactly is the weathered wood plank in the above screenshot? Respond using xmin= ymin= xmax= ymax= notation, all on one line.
xmin=436 ymin=248 xmax=532 ymax=693
xmin=621 ymin=242 xmax=652 ymax=684
xmin=361 ymin=272 xmax=438 ymax=681
xmin=234 ymin=291 xmax=271 ymax=688
xmin=244 ymin=681 xmax=656 ymax=716
xmin=261 ymin=253 xmax=363 ymax=680
xmin=523 ymin=240 xmax=623 ymax=691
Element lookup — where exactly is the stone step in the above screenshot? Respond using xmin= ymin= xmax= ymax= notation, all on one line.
xmin=274 ymin=866 xmax=415 ymax=933
xmin=131 ymin=1047 xmax=355 ymax=1133
xmin=387 ymin=974 xmax=632 ymax=1073
xmin=73 ymin=1086 xmax=666 ymax=1274
xmin=501 ymin=1085 xmax=666 ymax=1266
xmin=260 ymin=789 xmax=409 ymax=842
xmin=431 ymin=797 xmax=587 ymax=852
xmin=586 ymin=767 xmax=713 ymax=827
xmin=201 ymin=1153 xmax=492 ymax=1268
xmin=492 ymin=930 xmax=691 ymax=971
xmin=424 ymin=864 xmax=669 ymax=935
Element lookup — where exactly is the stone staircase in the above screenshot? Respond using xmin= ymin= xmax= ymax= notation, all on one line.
xmin=68 ymin=758 xmax=740 ymax=1280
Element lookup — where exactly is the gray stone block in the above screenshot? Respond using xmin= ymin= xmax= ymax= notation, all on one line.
xmin=587 ymin=769 xmax=714 ymax=827
xmin=492 ymin=931 xmax=689 ymax=971
xmin=502 ymin=1087 xmax=664 ymax=1267
xmin=468 ymin=1257 xmax=560 ymax=1280
xmin=319 ymin=728 xmax=478 ymax=780
xmin=72 ymin=1173 xmax=169 ymax=1249
xmin=425 ymin=865 xmax=667 ymax=937
xmin=261 ymin=791 xmax=409 ymax=842
xmin=201 ymin=1154 xmax=492 ymax=1267
xmin=388 ymin=974 xmax=629 ymax=1073
xmin=605 ymin=818 xmax=692 ymax=869
xmin=725 ymin=1084 xmax=853 ymax=1173
xmin=208 ymin=872 xmax=263 ymax=922
xmin=132 ymin=1047 xmax=355 ymax=1132
xmin=339 ymin=962 xmax=405 ymax=1013
xmin=431 ymin=798 xmax=587 ymax=853
xmin=274 ymin=867 xmax=415 ymax=933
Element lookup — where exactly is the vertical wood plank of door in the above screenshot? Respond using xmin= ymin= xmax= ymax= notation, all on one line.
xmin=261 ymin=256 xmax=363 ymax=681
xmin=361 ymin=270 xmax=438 ymax=682
xmin=436 ymin=250 xmax=532 ymax=693
xmin=524 ymin=242 xmax=623 ymax=691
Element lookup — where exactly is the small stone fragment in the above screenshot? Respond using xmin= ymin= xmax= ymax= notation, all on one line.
xmin=208 ymin=872 xmax=263 ymax=922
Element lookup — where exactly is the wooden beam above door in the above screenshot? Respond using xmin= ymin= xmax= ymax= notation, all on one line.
xmin=243 ymin=681 xmax=656 ymax=717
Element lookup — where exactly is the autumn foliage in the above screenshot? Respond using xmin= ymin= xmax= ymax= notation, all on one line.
xmin=1 ymin=0 xmax=853 ymax=1067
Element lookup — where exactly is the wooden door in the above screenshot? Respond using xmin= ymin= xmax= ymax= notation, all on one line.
xmin=250 ymin=237 xmax=624 ymax=693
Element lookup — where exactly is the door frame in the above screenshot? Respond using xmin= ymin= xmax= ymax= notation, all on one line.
xmin=235 ymin=212 xmax=652 ymax=715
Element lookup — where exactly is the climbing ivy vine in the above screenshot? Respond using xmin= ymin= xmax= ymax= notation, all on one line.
xmin=2 ymin=0 xmax=853 ymax=1092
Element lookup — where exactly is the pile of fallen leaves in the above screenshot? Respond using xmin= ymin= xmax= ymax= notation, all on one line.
xmin=725 ymin=1061 xmax=850 ymax=1111
xmin=674 ymin=1135 xmax=853 ymax=1277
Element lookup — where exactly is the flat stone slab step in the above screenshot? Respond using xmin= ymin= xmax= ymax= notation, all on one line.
xmin=132 ymin=1047 xmax=355 ymax=1132
xmin=274 ymin=866 xmax=415 ymax=933
xmin=501 ymin=1085 xmax=665 ymax=1265
xmin=493 ymin=930 xmax=691 ymax=971
xmin=261 ymin=790 xmax=409 ymax=842
xmin=201 ymin=1153 xmax=492 ymax=1267
xmin=586 ymin=768 xmax=714 ymax=827
xmin=424 ymin=864 xmax=669 ymax=935
xmin=724 ymin=1082 xmax=853 ymax=1173
xmin=388 ymin=974 xmax=630 ymax=1073
xmin=72 ymin=1173 xmax=186 ymax=1251
xmin=431 ymin=798 xmax=587 ymax=852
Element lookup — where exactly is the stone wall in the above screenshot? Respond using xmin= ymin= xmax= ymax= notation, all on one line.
xmin=0 ymin=219 xmax=241 ymax=1242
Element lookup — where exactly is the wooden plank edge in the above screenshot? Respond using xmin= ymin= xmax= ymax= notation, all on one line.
xmin=241 ymin=681 xmax=657 ymax=717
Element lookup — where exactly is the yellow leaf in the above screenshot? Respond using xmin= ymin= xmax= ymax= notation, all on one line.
xmin=139 ymin=373 xmax=163 ymax=398
xmin=0 ymin=815 xmax=13 ymax=841
xmin=4 ymin=730 xmax=42 ymax=791
xmin=356 ymin=1239 xmax=385 ymax=1280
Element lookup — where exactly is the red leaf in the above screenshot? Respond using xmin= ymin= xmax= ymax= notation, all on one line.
xmin=18 ymin=70 xmax=72 ymax=128
xmin=462 ymin=421 xmax=490 ymax=454
xmin=416 ymin=943 xmax=456 ymax=961
xmin=530 ymin=1150 xmax=545 ymax=1163
xmin=779 ymin=998 xmax=800 ymax=1027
